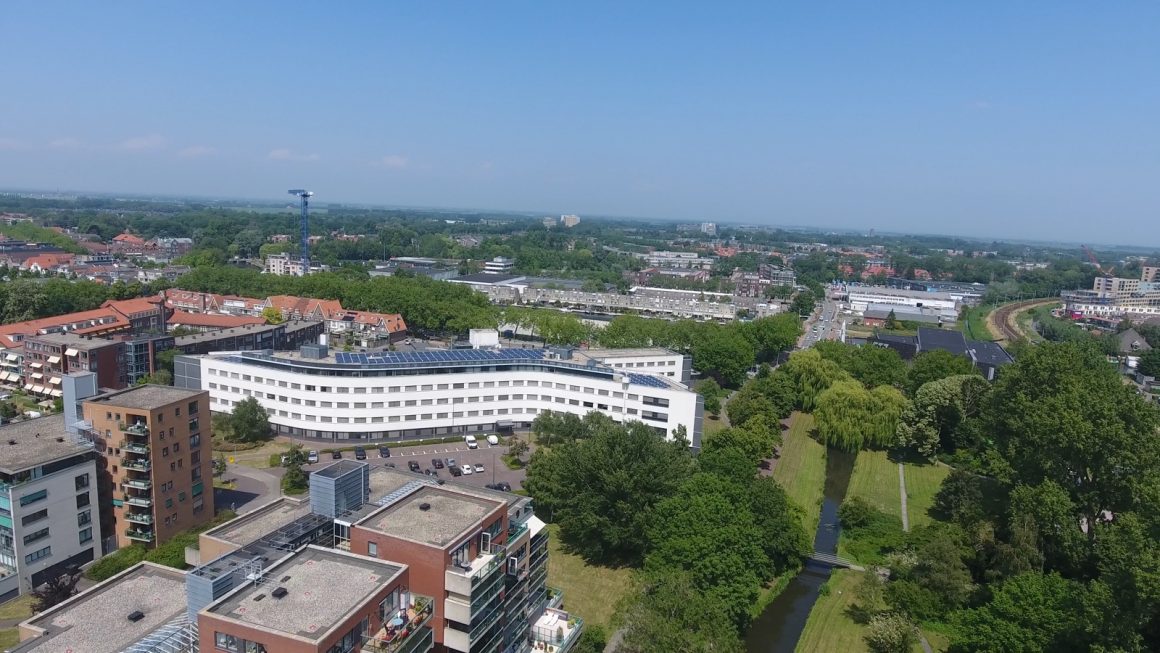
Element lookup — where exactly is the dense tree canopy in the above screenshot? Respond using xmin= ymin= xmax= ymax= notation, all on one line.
xmin=906 ymin=350 xmax=979 ymax=396
xmin=524 ymin=418 xmax=695 ymax=566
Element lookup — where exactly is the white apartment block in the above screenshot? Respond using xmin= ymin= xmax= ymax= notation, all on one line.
xmin=263 ymin=252 xmax=306 ymax=277
xmin=0 ymin=415 xmax=101 ymax=601
xmin=174 ymin=346 xmax=703 ymax=448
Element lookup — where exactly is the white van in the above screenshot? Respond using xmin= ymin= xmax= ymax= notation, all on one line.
xmin=465 ymin=435 xmax=479 ymax=449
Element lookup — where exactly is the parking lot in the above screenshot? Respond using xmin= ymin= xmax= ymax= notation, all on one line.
xmin=302 ymin=440 xmax=527 ymax=491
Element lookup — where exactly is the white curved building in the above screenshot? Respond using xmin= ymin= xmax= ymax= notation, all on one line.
xmin=174 ymin=346 xmax=703 ymax=449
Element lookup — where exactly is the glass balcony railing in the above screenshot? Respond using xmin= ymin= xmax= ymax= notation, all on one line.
xmin=123 ymin=479 xmax=152 ymax=490
xmin=121 ymin=422 xmax=149 ymax=436
xmin=123 ymin=443 xmax=150 ymax=455
xmin=125 ymin=496 xmax=152 ymax=507
xmin=126 ymin=529 xmax=155 ymax=542
xmin=121 ymin=459 xmax=151 ymax=472
xmin=361 ymin=595 xmax=434 ymax=653
xmin=125 ymin=512 xmax=153 ymax=524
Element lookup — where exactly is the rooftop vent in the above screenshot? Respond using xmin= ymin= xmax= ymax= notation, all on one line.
xmin=253 ymin=594 xmax=265 ymax=602
xmin=271 ymin=587 xmax=289 ymax=599
xmin=280 ymin=575 xmax=291 ymax=582
xmin=419 ymin=502 xmax=432 ymax=511
xmin=7 ymin=439 xmax=15 ymax=445
xmin=56 ymin=437 xmax=64 ymax=443
xmin=127 ymin=610 xmax=145 ymax=622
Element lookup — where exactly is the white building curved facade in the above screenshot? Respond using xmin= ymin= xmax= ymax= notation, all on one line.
xmin=174 ymin=347 xmax=703 ymax=449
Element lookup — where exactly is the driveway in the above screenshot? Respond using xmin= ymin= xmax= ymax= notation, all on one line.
xmin=216 ymin=463 xmax=284 ymax=514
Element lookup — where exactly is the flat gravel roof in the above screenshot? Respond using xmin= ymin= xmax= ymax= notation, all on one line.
xmin=359 ymin=485 xmax=502 ymax=547
xmin=0 ymin=414 xmax=90 ymax=473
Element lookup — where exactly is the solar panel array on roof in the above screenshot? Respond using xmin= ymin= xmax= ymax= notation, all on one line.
xmin=334 ymin=349 xmax=547 ymax=365
xmin=627 ymin=373 xmax=669 ymax=388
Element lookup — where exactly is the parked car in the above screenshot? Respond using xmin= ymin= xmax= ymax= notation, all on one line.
xmin=446 ymin=458 xmax=456 ymax=468
xmin=307 ymin=450 xmax=319 ymax=464
xmin=464 ymin=435 xmax=478 ymax=449
xmin=379 ymin=446 xmax=391 ymax=458
xmin=461 ymin=464 xmax=474 ymax=475
xmin=485 ymin=434 xmax=499 ymax=446
xmin=432 ymin=458 xmax=445 ymax=469
xmin=485 ymin=482 xmax=512 ymax=492
xmin=473 ymin=463 xmax=485 ymax=473
xmin=354 ymin=446 xmax=367 ymax=460
xmin=331 ymin=450 xmax=343 ymax=459
xmin=448 ymin=465 xmax=462 ymax=477
xmin=408 ymin=461 xmax=421 ymax=472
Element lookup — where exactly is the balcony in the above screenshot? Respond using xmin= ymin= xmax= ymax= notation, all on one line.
xmin=125 ymin=496 xmax=152 ymax=507
xmin=125 ymin=512 xmax=153 ymax=525
xmin=445 ymin=549 xmax=504 ymax=597
xmin=362 ymin=595 xmax=434 ymax=653
xmin=126 ymin=529 xmax=155 ymax=542
xmin=123 ymin=479 xmax=152 ymax=490
xmin=530 ymin=608 xmax=583 ymax=653
xmin=121 ymin=459 xmax=151 ymax=472
xmin=123 ymin=443 xmax=150 ymax=455
xmin=121 ymin=422 xmax=149 ymax=436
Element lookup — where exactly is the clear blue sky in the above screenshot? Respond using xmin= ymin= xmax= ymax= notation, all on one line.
xmin=2 ymin=2 xmax=1158 ymax=243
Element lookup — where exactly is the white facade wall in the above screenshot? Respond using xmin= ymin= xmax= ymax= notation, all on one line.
xmin=197 ymin=356 xmax=699 ymax=443
xmin=848 ymin=289 xmax=958 ymax=316
xmin=1 ymin=458 xmax=100 ymax=598
xmin=582 ymin=351 xmax=686 ymax=381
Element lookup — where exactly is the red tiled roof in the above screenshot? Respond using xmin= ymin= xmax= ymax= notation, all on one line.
xmin=113 ymin=233 xmax=146 ymax=245
xmin=168 ymin=310 xmax=266 ymax=329
xmin=20 ymin=253 xmax=75 ymax=270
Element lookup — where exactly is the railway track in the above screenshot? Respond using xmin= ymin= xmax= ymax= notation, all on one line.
xmin=989 ymin=299 xmax=1057 ymax=344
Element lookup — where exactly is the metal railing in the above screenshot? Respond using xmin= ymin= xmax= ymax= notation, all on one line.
xmin=361 ymin=595 xmax=434 ymax=653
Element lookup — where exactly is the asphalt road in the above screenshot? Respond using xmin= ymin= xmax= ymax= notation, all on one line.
xmin=301 ymin=440 xmax=527 ymax=491
xmin=800 ymin=298 xmax=842 ymax=348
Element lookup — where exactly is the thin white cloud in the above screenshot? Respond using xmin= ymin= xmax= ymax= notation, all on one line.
xmin=119 ymin=134 xmax=166 ymax=151
xmin=970 ymin=100 xmax=994 ymax=111
xmin=49 ymin=137 xmax=82 ymax=149
xmin=178 ymin=145 xmax=216 ymax=158
xmin=0 ymin=137 xmax=23 ymax=151
xmin=375 ymin=154 xmax=410 ymax=169
xmin=268 ymin=148 xmax=319 ymax=162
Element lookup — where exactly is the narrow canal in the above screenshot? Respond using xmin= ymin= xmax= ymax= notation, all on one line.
xmin=744 ymin=447 xmax=857 ymax=653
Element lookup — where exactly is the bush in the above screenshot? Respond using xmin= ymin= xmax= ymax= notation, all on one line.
xmin=572 ymin=623 xmax=607 ymax=653
xmin=838 ymin=497 xmax=906 ymax=564
xmin=85 ymin=545 xmax=147 ymax=581
xmin=864 ymin=611 xmax=919 ymax=653
xmin=884 ymin=579 xmax=944 ymax=621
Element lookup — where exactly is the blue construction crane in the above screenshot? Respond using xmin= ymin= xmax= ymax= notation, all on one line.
xmin=287 ymin=189 xmax=313 ymax=275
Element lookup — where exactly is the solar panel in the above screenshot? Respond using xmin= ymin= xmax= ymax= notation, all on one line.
xmin=628 ymin=373 xmax=668 ymax=388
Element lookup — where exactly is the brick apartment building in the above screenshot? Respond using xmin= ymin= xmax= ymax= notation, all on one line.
xmin=74 ymin=384 xmax=214 ymax=548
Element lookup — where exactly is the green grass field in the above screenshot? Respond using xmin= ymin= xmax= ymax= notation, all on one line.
xmin=546 ymin=524 xmax=636 ymax=630
xmin=796 ymin=570 xmax=948 ymax=653
xmin=846 ymin=450 xmax=902 ymax=520
xmin=772 ymin=413 xmax=827 ymax=534
xmin=903 ymin=462 xmax=951 ymax=529
xmin=0 ymin=628 xmax=19 ymax=649
xmin=0 ymin=595 xmax=33 ymax=621
xmin=961 ymin=305 xmax=997 ymax=341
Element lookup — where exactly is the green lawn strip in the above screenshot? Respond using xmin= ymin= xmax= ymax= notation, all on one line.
xmin=771 ymin=413 xmax=826 ymax=534
xmin=0 ymin=627 xmax=19 ymax=648
xmin=0 ymin=595 xmax=34 ymax=621
xmin=903 ymin=462 xmax=951 ymax=529
xmin=796 ymin=569 xmax=939 ymax=653
xmin=845 ymin=450 xmax=902 ymax=520
xmin=546 ymin=524 xmax=636 ymax=630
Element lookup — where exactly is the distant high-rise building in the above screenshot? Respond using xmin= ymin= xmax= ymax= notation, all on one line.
xmin=560 ymin=214 xmax=581 ymax=228
xmin=542 ymin=217 xmax=556 ymax=228
xmin=483 ymin=256 xmax=515 ymax=275
xmin=700 ymin=222 xmax=717 ymax=235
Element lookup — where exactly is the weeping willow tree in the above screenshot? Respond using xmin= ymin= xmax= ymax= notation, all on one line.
xmin=867 ymin=385 xmax=909 ymax=448
xmin=783 ymin=349 xmax=851 ymax=411
xmin=815 ymin=380 xmax=874 ymax=451
xmin=815 ymin=380 xmax=911 ymax=451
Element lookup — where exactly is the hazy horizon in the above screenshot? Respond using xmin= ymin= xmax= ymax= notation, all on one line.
xmin=2 ymin=3 xmax=1158 ymax=244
